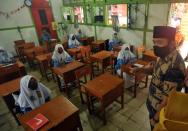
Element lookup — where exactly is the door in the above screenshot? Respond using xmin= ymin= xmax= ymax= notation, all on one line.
xmin=31 ymin=0 xmax=57 ymax=42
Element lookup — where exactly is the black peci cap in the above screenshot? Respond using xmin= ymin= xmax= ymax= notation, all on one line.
xmin=153 ymin=26 xmax=176 ymax=41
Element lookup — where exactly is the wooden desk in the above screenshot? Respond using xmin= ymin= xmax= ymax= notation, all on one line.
xmin=143 ymin=50 xmax=157 ymax=62
xmin=91 ymin=40 xmax=105 ymax=52
xmin=0 ymin=61 xmax=26 ymax=84
xmin=90 ymin=50 xmax=113 ymax=73
xmin=18 ymin=96 xmax=83 ymax=131
xmin=84 ymin=73 xmax=124 ymax=124
xmin=113 ymin=45 xmax=121 ymax=52
xmin=121 ymin=59 xmax=149 ymax=97
xmin=67 ymin=48 xmax=81 ymax=59
xmin=36 ymin=53 xmax=52 ymax=80
xmin=0 ymin=78 xmax=21 ymax=124
xmin=80 ymin=37 xmax=89 ymax=45
xmin=53 ymin=61 xmax=84 ymax=95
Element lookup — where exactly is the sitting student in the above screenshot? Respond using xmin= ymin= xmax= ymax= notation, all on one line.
xmin=108 ymin=32 xmax=121 ymax=51
xmin=52 ymin=44 xmax=72 ymax=67
xmin=14 ymin=75 xmax=51 ymax=113
xmin=41 ymin=28 xmax=51 ymax=44
xmin=76 ymin=29 xmax=85 ymax=41
xmin=0 ymin=46 xmax=15 ymax=65
xmin=115 ymin=44 xmax=137 ymax=88
xmin=68 ymin=34 xmax=80 ymax=48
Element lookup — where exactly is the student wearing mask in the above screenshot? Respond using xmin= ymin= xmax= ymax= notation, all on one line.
xmin=76 ymin=29 xmax=85 ymax=41
xmin=68 ymin=34 xmax=80 ymax=48
xmin=115 ymin=44 xmax=137 ymax=88
xmin=52 ymin=44 xmax=72 ymax=67
xmin=134 ymin=26 xmax=186 ymax=130
xmin=13 ymin=75 xmax=51 ymax=113
xmin=41 ymin=28 xmax=51 ymax=44
xmin=0 ymin=46 xmax=15 ymax=65
xmin=108 ymin=32 xmax=121 ymax=51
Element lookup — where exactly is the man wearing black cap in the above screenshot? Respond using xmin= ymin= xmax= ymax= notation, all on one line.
xmin=135 ymin=26 xmax=186 ymax=129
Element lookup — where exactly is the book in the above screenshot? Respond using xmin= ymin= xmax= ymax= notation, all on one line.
xmin=132 ymin=63 xmax=144 ymax=68
xmin=26 ymin=113 xmax=49 ymax=131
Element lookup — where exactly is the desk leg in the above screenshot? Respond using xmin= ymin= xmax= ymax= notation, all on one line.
xmin=121 ymin=91 xmax=124 ymax=109
xmin=101 ymin=103 xmax=106 ymax=125
xmin=86 ymin=93 xmax=92 ymax=114
xmin=42 ymin=62 xmax=50 ymax=82
xmin=3 ymin=96 xmax=20 ymax=125
xmin=77 ymin=114 xmax=83 ymax=131
xmin=38 ymin=63 xmax=44 ymax=77
xmin=134 ymin=82 xmax=137 ymax=98
xmin=56 ymin=74 xmax=62 ymax=92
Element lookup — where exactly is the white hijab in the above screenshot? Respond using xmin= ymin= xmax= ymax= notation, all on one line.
xmin=52 ymin=44 xmax=70 ymax=63
xmin=117 ymin=44 xmax=136 ymax=60
xmin=17 ymin=75 xmax=48 ymax=109
xmin=68 ymin=34 xmax=80 ymax=47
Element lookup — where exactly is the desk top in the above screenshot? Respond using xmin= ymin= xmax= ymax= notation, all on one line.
xmin=92 ymin=40 xmax=105 ymax=45
xmin=67 ymin=48 xmax=81 ymax=54
xmin=53 ymin=61 xmax=84 ymax=75
xmin=0 ymin=77 xmax=21 ymax=96
xmin=17 ymin=60 xmax=25 ymax=68
xmin=35 ymin=53 xmax=52 ymax=62
xmin=90 ymin=50 xmax=112 ymax=62
xmin=19 ymin=95 xmax=79 ymax=131
xmin=84 ymin=73 xmax=123 ymax=98
xmin=121 ymin=59 xmax=149 ymax=75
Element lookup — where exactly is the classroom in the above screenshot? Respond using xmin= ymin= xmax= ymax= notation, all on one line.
xmin=0 ymin=0 xmax=188 ymax=131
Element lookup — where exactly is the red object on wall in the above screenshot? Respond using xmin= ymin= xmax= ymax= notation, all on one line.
xmin=31 ymin=0 xmax=57 ymax=41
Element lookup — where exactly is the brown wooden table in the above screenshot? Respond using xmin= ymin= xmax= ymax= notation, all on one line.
xmin=0 ymin=77 xmax=22 ymax=125
xmin=18 ymin=95 xmax=83 ymax=131
xmin=91 ymin=40 xmax=105 ymax=52
xmin=36 ymin=53 xmax=52 ymax=80
xmin=67 ymin=48 xmax=81 ymax=59
xmin=84 ymin=73 xmax=124 ymax=125
xmin=52 ymin=61 xmax=84 ymax=95
xmin=0 ymin=61 xmax=26 ymax=84
xmin=80 ymin=37 xmax=89 ymax=44
xmin=112 ymin=45 xmax=121 ymax=52
xmin=90 ymin=50 xmax=113 ymax=74
xmin=121 ymin=59 xmax=149 ymax=97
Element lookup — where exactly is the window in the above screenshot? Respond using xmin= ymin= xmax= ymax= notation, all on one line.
xmin=63 ymin=7 xmax=73 ymax=23
xmin=107 ymin=4 xmax=128 ymax=27
xmin=94 ymin=6 xmax=104 ymax=24
xmin=73 ymin=7 xmax=84 ymax=23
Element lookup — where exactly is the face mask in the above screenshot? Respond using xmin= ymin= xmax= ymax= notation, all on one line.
xmin=28 ymin=79 xmax=38 ymax=90
xmin=72 ymin=37 xmax=75 ymax=40
xmin=153 ymin=45 xmax=170 ymax=58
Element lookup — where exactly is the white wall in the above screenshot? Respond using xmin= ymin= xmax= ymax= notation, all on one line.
xmin=0 ymin=0 xmax=38 ymax=55
xmin=50 ymin=0 xmax=64 ymax=39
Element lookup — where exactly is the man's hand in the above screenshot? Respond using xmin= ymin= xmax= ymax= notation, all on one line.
xmin=132 ymin=61 xmax=155 ymax=74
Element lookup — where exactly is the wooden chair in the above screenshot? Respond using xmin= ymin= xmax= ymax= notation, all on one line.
xmin=121 ymin=64 xmax=148 ymax=97
xmin=42 ymin=54 xmax=55 ymax=81
xmin=75 ymin=65 xmax=93 ymax=103
xmin=33 ymin=46 xmax=46 ymax=56
xmin=102 ymin=56 xmax=114 ymax=74
xmin=0 ymin=63 xmax=21 ymax=84
xmin=87 ymin=36 xmax=94 ymax=45
xmin=81 ymin=45 xmax=92 ymax=64
xmin=23 ymin=42 xmax=35 ymax=50
xmin=14 ymin=40 xmax=25 ymax=62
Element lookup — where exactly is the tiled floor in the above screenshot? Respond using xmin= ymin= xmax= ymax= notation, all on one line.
xmin=0 ymin=66 xmax=151 ymax=131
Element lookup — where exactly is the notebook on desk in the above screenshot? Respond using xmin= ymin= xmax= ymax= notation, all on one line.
xmin=26 ymin=113 xmax=49 ymax=130
xmin=132 ymin=63 xmax=144 ymax=68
